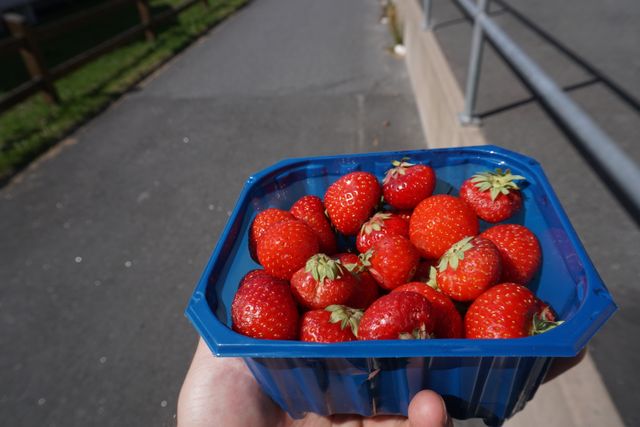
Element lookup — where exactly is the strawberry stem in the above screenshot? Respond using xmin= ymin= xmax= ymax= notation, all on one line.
xmin=359 ymin=250 xmax=373 ymax=268
xmin=470 ymin=169 xmax=526 ymax=201
xmin=531 ymin=308 xmax=564 ymax=335
xmin=438 ymin=236 xmax=475 ymax=272
xmin=305 ymin=254 xmax=345 ymax=283
xmin=383 ymin=158 xmax=415 ymax=184
xmin=326 ymin=305 xmax=364 ymax=337
xmin=342 ymin=262 xmax=361 ymax=274
xmin=398 ymin=323 xmax=431 ymax=339
xmin=426 ymin=266 xmax=440 ymax=290
xmin=360 ymin=212 xmax=391 ymax=235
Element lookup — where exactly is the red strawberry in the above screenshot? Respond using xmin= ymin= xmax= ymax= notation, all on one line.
xmin=364 ymin=235 xmax=420 ymax=291
xmin=383 ymin=160 xmax=436 ymax=210
xmin=465 ymin=283 xmax=562 ymax=339
xmin=436 ymin=236 xmax=501 ymax=302
xmin=239 ymin=269 xmax=286 ymax=287
xmin=480 ymin=224 xmax=541 ymax=284
xmin=459 ymin=169 xmax=525 ymax=223
xmin=290 ymin=254 xmax=357 ymax=310
xmin=356 ymin=212 xmax=409 ymax=253
xmin=347 ymin=271 xmax=380 ymax=310
xmin=333 ymin=252 xmax=361 ymax=270
xmin=359 ymin=292 xmax=435 ymax=340
xmin=334 ymin=253 xmax=381 ymax=310
xmin=249 ymin=208 xmax=294 ymax=261
xmin=393 ymin=281 xmax=463 ymax=338
xmin=299 ymin=305 xmax=362 ymax=342
xmin=324 ymin=172 xmax=382 ymax=235
xmin=290 ymin=195 xmax=338 ymax=255
xmin=231 ymin=275 xmax=299 ymax=340
xmin=256 ymin=219 xmax=319 ymax=280
xmin=409 ymin=195 xmax=479 ymax=259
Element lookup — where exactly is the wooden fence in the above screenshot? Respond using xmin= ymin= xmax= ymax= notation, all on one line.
xmin=0 ymin=0 xmax=209 ymax=113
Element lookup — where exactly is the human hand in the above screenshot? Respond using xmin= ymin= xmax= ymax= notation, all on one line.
xmin=178 ymin=338 xmax=585 ymax=427
xmin=177 ymin=338 xmax=451 ymax=427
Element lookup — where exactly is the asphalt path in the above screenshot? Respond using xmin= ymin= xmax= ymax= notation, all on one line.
xmin=0 ymin=1 xmax=423 ymax=425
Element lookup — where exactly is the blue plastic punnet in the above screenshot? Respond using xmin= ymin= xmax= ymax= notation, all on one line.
xmin=185 ymin=146 xmax=616 ymax=426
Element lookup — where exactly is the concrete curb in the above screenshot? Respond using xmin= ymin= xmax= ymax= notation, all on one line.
xmin=396 ymin=0 xmax=483 ymax=148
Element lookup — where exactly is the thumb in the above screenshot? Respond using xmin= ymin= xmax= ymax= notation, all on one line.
xmin=408 ymin=390 xmax=452 ymax=427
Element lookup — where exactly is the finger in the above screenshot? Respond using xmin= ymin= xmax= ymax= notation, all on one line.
xmin=408 ymin=390 xmax=451 ymax=427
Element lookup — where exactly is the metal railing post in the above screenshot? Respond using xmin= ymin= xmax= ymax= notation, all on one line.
xmin=459 ymin=0 xmax=489 ymax=125
xmin=423 ymin=0 xmax=433 ymax=30
xmin=455 ymin=0 xmax=640 ymax=217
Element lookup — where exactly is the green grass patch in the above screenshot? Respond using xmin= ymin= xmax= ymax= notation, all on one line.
xmin=0 ymin=0 xmax=247 ymax=180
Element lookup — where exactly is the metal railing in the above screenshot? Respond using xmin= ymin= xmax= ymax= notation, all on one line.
xmin=422 ymin=0 xmax=640 ymax=218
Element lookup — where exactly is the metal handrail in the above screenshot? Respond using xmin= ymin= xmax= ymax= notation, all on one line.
xmin=423 ymin=0 xmax=640 ymax=218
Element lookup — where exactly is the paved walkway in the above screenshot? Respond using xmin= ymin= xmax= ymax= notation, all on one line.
xmin=0 ymin=1 xmax=423 ymax=426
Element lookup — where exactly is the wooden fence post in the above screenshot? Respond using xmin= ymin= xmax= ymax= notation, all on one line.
xmin=3 ymin=13 xmax=60 ymax=105
xmin=135 ymin=0 xmax=156 ymax=42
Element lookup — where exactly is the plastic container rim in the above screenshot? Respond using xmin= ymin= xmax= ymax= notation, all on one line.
xmin=185 ymin=145 xmax=617 ymax=358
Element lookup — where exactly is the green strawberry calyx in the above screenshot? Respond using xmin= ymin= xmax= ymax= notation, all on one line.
xmin=438 ymin=236 xmax=475 ymax=272
xmin=398 ymin=323 xmax=432 ymax=339
xmin=426 ymin=266 xmax=440 ymax=291
xmin=342 ymin=261 xmax=364 ymax=275
xmin=383 ymin=157 xmax=414 ymax=184
xmin=326 ymin=305 xmax=364 ymax=337
xmin=470 ymin=168 xmax=526 ymax=201
xmin=359 ymin=250 xmax=373 ymax=268
xmin=531 ymin=307 xmax=564 ymax=335
xmin=360 ymin=212 xmax=392 ymax=235
xmin=306 ymin=254 xmax=346 ymax=283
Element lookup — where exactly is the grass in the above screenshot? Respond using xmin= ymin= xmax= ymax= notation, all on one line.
xmin=383 ymin=1 xmax=403 ymax=46
xmin=0 ymin=0 xmax=248 ymax=181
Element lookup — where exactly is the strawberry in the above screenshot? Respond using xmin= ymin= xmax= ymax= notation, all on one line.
xmin=334 ymin=253 xmax=381 ymax=310
xmin=231 ymin=275 xmax=299 ymax=340
xmin=346 ymin=271 xmax=380 ymax=310
xmin=459 ymin=169 xmax=525 ymax=223
xmin=409 ymin=195 xmax=479 ymax=260
xmin=480 ymin=224 xmax=541 ymax=284
xmin=364 ymin=235 xmax=420 ymax=291
xmin=256 ymin=219 xmax=320 ymax=280
xmin=248 ymin=208 xmax=294 ymax=261
xmin=465 ymin=283 xmax=562 ymax=339
xmin=436 ymin=236 xmax=501 ymax=302
xmin=356 ymin=212 xmax=409 ymax=253
xmin=393 ymin=280 xmax=463 ymax=338
xmin=239 ymin=269 xmax=286 ymax=287
xmin=358 ymin=292 xmax=435 ymax=340
xmin=290 ymin=195 xmax=338 ymax=255
xmin=324 ymin=172 xmax=382 ymax=235
xmin=299 ymin=305 xmax=362 ymax=343
xmin=333 ymin=252 xmax=362 ymax=270
xmin=290 ymin=254 xmax=357 ymax=310
xmin=382 ymin=159 xmax=436 ymax=210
